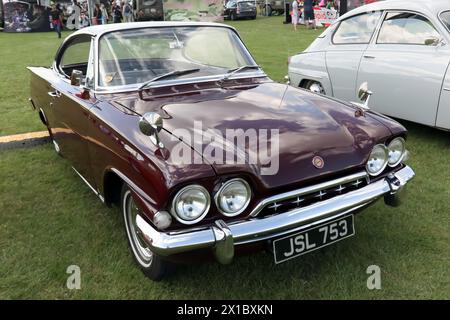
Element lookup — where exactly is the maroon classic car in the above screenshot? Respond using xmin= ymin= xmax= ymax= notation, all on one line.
xmin=28 ymin=22 xmax=414 ymax=280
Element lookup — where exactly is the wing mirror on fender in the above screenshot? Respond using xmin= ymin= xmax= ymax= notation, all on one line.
xmin=139 ymin=112 xmax=164 ymax=149
xmin=358 ymin=81 xmax=373 ymax=109
xmin=71 ymin=70 xmax=91 ymax=99
xmin=351 ymin=82 xmax=373 ymax=116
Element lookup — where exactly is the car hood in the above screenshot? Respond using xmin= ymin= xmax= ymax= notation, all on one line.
xmin=110 ymin=81 xmax=395 ymax=190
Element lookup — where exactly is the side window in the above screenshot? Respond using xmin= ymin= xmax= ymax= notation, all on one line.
xmin=377 ymin=12 xmax=441 ymax=45
xmin=59 ymin=36 xmax=91 ymax=77
xmin=333 ymin=11 xmax=382 ymax=44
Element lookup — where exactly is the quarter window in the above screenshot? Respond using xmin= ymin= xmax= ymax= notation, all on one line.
xmin=59 ymin=36 xmax=91 ymax=77
xmin=377 ymin=12 xmax=440 ymax=45
xmin=333 ymin=11 xmax=382 ymax=44
xmin=440 ymin=11 xmax=450 ymax=32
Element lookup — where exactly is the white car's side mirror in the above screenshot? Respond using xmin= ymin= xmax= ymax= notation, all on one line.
xmin=424 ymin=36 xmax=446 ymax=47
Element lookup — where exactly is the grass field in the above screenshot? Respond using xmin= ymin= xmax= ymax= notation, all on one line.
xmin=1 ymin=17 xmax=450 ymax=299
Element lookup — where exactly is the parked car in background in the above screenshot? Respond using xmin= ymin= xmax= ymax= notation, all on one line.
xmin=28 ymin=21 xmax=414 ymax=280
xmin=133 ymin=0 xmax=164 ymax=21
xmin=224 ymin=0 xmax=257 ymax=20
xmin=288 ymin=0 xmax=450 ymax=130
xmin=257 ymin=0 xmax=285 ymax=16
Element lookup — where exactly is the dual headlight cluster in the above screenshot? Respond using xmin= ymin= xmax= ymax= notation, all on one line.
xmin=171 ymin=178 xmax=251 ymax=225
xmin=366 ymin=137 xmax=406 ymax=176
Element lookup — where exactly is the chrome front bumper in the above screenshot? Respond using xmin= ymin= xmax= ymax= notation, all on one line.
xmin=136 ymin=165 xmax=415 ymax=264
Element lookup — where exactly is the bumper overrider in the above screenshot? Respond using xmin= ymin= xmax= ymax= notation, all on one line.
xmin=136 ymin=166 xmax=415 ymax=264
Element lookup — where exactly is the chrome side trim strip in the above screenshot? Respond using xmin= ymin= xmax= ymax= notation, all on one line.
xmin=72 ymin=167 xmax=104 ymax=202
xmin=249 ymin=171 xmax=369 ymax=217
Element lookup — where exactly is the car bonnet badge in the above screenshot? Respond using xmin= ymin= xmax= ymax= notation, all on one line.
xmin=312 ymin=156 xmax=325 ymax=169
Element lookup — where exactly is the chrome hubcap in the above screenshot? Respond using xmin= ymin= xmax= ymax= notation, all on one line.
xmin=309 ymin=82 xmax=325 ymax=94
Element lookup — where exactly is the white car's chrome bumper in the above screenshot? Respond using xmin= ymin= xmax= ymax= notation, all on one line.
xmin=136 ymin=166 xmax=415 ymax=264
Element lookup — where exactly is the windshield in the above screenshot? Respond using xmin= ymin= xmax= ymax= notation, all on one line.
xmin=98 ymin=26 xmax=256 ymax=87
xmin=440 ymin=11 xmax=450 ymax=32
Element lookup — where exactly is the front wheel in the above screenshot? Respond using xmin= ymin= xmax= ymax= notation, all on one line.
xmin=230 ymin=12 xmax=237 ymax=21
xmin=121 ymin=185 xmax=172 ymax=280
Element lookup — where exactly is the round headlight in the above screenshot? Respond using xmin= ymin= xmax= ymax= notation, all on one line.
xmin=215 ymin=178 xmax=251 ymax=217
xmin=366 ymin=144 xmax=388 ymax=176
xmin=387 ymin=137 xmax=406 ymax=167
xmin=171 ymin=185 xmax=210 ymax=224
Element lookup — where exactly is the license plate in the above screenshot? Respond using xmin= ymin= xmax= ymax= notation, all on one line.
xmin=273 ymin=215 xmax=355 ymax=264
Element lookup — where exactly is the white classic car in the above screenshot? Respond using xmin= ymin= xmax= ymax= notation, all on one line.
xmin=288 ymin=0 xmax=450 ymax=131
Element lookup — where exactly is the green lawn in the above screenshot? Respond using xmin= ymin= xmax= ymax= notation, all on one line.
xmin=1 ymin=17 xmax=450 ymax=299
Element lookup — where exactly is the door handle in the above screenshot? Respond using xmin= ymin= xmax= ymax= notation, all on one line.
xmin=48 ymin=90 xmax=61 ymax=98
xmin=363 ymin=55 xmax=376 ymax=59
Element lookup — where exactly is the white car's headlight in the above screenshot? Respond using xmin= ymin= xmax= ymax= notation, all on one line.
xmin=171 ymin=185 xmax=210 ymax=224
xmin=387 ymin=137 xmax=406 ymax=167
xmin=215 ymin=178 xmax=251 ymax=217
xmin=366 ymin=144 xmax=389 ymax=176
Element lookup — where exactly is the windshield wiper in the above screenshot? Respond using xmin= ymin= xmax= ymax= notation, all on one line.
xmin=220 ymin=65 xmax=260 ymax=82
xmin=138 ymin=68 xmax=201 ymax=90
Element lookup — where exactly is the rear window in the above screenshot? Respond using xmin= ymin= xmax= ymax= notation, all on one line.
xmin=239 ymin=1 xmax=255 ymax=9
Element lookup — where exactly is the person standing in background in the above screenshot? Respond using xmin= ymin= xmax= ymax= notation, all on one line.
xmin=113 ymin=4 xmax=122 ymax=23
xmin=122 ymin=1 xmax=133 ymax=23
xmin=96 ymin=4 xmax=103 ymax=24
xmin=291 ymin=0 xmax=299 ymax=31
xmin=100 ymin=3 xmax=108 ymax=24
xmin=50 ymin=3 xmax=63 ymax=38
xmin=92 ymin=3 xmax=99 ymax=25
xmin=303 ymin=0 xmax=317 ymax=29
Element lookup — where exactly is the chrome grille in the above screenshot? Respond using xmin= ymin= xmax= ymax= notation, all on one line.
xmin=250 ymin=172 xmax=369 ymax=218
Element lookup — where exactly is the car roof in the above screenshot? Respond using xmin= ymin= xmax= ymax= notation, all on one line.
xmin=68 ymin=21 xmax=236 ymax=39
xmin=340 ymin=0 xmax=449 ymax=20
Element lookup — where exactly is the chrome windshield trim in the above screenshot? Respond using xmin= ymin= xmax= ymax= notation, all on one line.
xmin=249 ymin=171 xmax=369 ymax=217
xmin=93 ymin=72 xmax=269 ymax=95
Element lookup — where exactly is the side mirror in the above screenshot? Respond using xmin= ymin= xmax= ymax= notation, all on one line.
xmin=358 ymin=82 xmax=373 ymax=105
xmin=424 ymin=35 xmax=447 ymax=46
xmin=139 ymin=112 xmax=164 ymax=148
xmin=70 ymin=70 xmax=83 ymax=86
xmin=351 ymin=82 xmax=373 ymax=115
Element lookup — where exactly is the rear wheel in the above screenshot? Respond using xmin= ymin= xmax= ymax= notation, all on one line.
xmin=121 ymin=184 xmax=172 ymax=281
xmin=304 ymin=80 xmax=325 ymax=95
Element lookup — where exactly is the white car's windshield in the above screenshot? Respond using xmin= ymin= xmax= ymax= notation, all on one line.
xmin=441 ymin=11 xmax=450 ymax=32
xmin=98 ymin=26 xmax=256 ymax=87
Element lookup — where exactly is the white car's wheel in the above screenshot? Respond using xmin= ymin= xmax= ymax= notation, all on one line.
xmin=305 ymin=81 xmax=325 ymax=95
xmin=121 ymin=185 xmax=172 ymax=281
